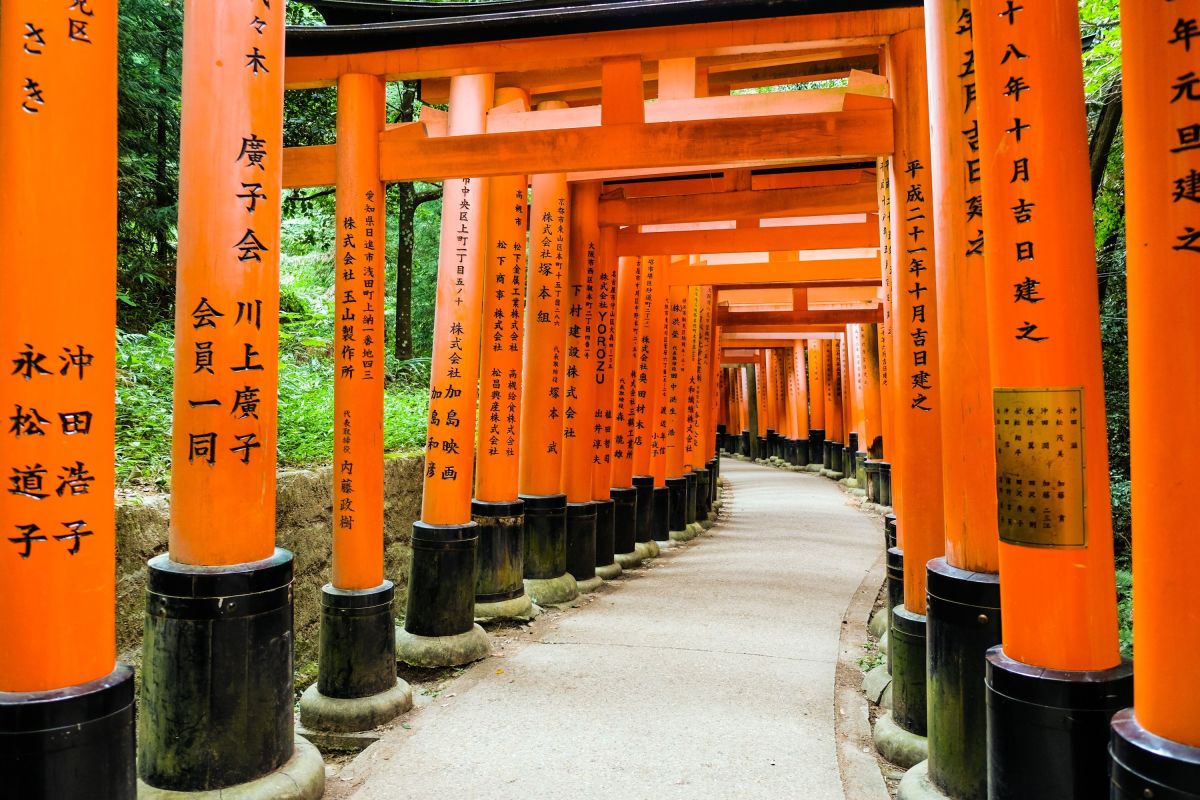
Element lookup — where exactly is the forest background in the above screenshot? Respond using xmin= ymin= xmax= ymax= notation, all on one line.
xmin=114 ymin=1 xmax=1130 ymax=643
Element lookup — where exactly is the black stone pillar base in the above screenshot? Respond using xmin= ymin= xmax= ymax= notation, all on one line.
xmin=520 ymin=494 xmax=578 ymax=606
xmin=632 ymin=476 xmax=654 ymax=546
xmin=566 ymin=502 xmax=602 ymax=593
xmin=707 ymin=458 xmax=719 ymax=501
xmin=299 ymin=582 xmax=413 ymax=741
xmin=684 ymin=471 xmax=698 ymax=525
xmin=1111 ymin=708 xmax=1200 ymax=800
xmin=666 ymin=476 xmax=694 ymax=541
xmin=610 ymin=487 xmax=641 ymax=568
xmin=0 ymin=665 xmax=135 ymax=799
xmin=139 ymin=550 xmax=323 ymax=795
xmin=399 ymin=522 xmax=492 ymax=668
xmin=926 ymin=560 xmax=1001 ymax=800
xmin=808 ymin=429 xmax=824 ymax=465
xmin=741 ymin=430 xmax=751 ymax=455
xmin=885 ymin=512 xmax=897 ymax=550
xmin=886 ymin=546 xmax=904 ymax=673
xmin=796 ymin=438 xmax=810 ymax=466
xmin=846 ymin=433 xmax=859 ymax=481
xmin=716 ymin=424 xmax=727 ymax=454
xmin=865 ymin=459 xmax=882 ymax=503
xmin=593 ymin=498 xmax=621 ymax=580
xmin=827 ymin=441 xmax=844 ymax=476
xmin=652 ymin=486 xmax=670 ymax=542
xmin=472 ymin=499 xmax=532 ymax=619
xmin=879 ymin=462 xmax=893 ymax=506
xmin=855 ymin=452 xmax=868 ymax=487
xmin=892 ymin=605 xmax=928 ymax=736
xmin=694 ymin=468 xmax=711 ymax=521
xmin=985 ymin=647 xmax=1132 ymax=799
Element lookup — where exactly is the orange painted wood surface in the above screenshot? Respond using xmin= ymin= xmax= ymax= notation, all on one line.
xmin=0 ymin=0 xmax=118 ymax=692
xmin=282 ymin=109 xmax=895 ymax=187
xmin=519 ymin=164 xmax=570 ymax=496
xmin=610 ymin=256 xmax=642 ymax=489
xmin=332 ymin=74 xmax=386 ymax=590
xmin=925 ymin=0 xmax=999 ymax=574
xmin=1125 ymin=0 xmax=1200 ymax=745
xmin=562 ymin=182 xmax=601 ymax=503
xmin=616 ymin=221 xmax=879 ymax=257
xmin=169 ymin=0 xmax=285 ymax=566
xmin=421 ymin=75 xmax=494 ymax=524
xmin=977 ymin=0 xmax=1119 ymax=671
xmin=599 ymin=184 xmax=877 ymax=227
xmin=475 ymin=92 xmax=531 ymax=504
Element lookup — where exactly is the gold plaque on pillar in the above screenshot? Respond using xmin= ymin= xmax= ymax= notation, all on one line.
xmin=993 ymin=387 xmax=1087 ymax=549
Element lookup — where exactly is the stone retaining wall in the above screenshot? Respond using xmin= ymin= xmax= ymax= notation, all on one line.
xmin=115 ymin=455 xmax=425 ymax=684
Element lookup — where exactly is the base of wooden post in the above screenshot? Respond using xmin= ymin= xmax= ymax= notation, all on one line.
xmin=1110 ymin=709 xmax=1200 ymax=800
xmin=986 ymin=648 xmax=1132 ymax=799
xmin=0 ymin=665 xmax=135 ymax=800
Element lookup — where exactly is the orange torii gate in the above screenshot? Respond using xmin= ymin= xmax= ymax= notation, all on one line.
xmin=2 ymin=1 xmax=1168 ymax=799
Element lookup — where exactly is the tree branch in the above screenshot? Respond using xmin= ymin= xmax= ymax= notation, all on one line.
xmin=1089 ymin=77 xmax=1122 ymax=201
xmin=415 ymin=186 xmax=443 ymax=206
xmin=287 ymin=187 xmax=335 ymax=202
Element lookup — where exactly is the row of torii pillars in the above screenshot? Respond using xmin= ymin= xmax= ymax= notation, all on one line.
xmin=2 ymin=2 xmax=1200 ymax=800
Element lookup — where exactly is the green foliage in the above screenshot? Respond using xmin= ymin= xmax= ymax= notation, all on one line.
xmin=116 ymin=0 xmax=183 ymax=330
xmin=1116 ymin=568 xmax=1133 ymax=657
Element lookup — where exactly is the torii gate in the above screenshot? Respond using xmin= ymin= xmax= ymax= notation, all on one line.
xmin=1 ymin=2 xmax=1191 ymax=800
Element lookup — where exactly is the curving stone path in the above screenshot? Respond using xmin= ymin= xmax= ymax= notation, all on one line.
xmin=329 ymin=459 xmax=885 ymax=800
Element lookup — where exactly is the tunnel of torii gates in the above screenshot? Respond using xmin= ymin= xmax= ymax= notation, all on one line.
xmin=1 ymin=0 xmax=1198 ymax=799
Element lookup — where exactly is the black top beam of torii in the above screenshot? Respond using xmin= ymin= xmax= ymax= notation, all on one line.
xmin=290 ymin=0 xmax=923 ymax=55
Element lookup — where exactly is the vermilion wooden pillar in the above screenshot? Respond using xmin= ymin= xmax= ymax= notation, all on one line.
xmin=976 ymin=3 xmax=1129 ymax=796
xmin=591 ymin=225 xmax=624 ymax=579
xmin=650 ymin=258 xmax=673 ymax=544
xmin=610 ymin=254 xmax=644 ymax=567
xmin=907 ymin=2 xmax=1002 ymax=797
xmin=519 ymin=153 xmax=580 ymax=602
xmin=139 ymin=0 xmax=325 ymax=794
xmin=299 ymin=72 xmax=412 ymax=742
xmin=875 ymin=157 xmax=897 ymax=506
xmin=807 ymin=339 xmax=826 ymax=465
xmin=635 ymin=253 xmax=669 ymax=551
xmin=792 ymin=342 xmax=812 ymax=464
xmin=664 ymin=285 xmax=692 ymax=540
xmin=471 ymin=87 xmax=535 ymax=621
xmin=398 ymin=74 xmax=495 ymax=667
xmin=1112 ymin=4 xmax=1200 ymax=794
xmin=0 ymin=4 xmax=135 ymax=795
xmin=877 ymin=28 xmax=946 ymax=758
xmin=562 ymin=181 xmax=604 ymax=592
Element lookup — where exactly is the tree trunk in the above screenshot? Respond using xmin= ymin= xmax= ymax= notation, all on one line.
xmin=153 ymin=22 xmax=172 ymax=271
xmin=393 ymin=81 xmax=419 ymax=361
xmin=1089 ymin=77 xmax=1122 ymax=307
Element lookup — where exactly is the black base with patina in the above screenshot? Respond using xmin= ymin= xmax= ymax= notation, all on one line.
xmin=684 ymin=472 xmax=698 ymax=526
xmin=406 ymin=522 xmax=478 ymax=638
xmin=139 ymin=549 xmax=296 ymax=792
xmin=879 ymin=462 xmax=893 ymax=506
xmin=985 ymin=647 xmax=1132 ymax=799
xmin=632 ymin=476 xmax=654 ymax=545
xmin=891 ymin=604 xmax=927 ymax=737
xmin=316 ymin=582 xmax=398 ymax=700
xmin=926 ymin=559 xmax=1001 ymax=800
xmin=808 ymin=428 xmax=825 ymax=465
xmin=693 ymin=467 xmax=711 ymax=518
xmin=473 ymin=499 xmax=525 ymax=606
xmin=1110 ymin=708 xmax=1200 ymax=800
xmin=593 ymin=498 xmax=618 ymax=572
xmin=520 ymin=494 xmax=567 ymax=581
xmin=565 ymin=501 xmax=598 ymax=583
xmin=665 ymin=477 xmax=686 ymax=534
xmin=886 ymin=546 xmax=903 ymax=672
xmin=611 ymin=487 xmax=638 ymax=558
xmin=0 ymin=665 xmax=135 ymax=799
xmin=652 ymin=486 xmax=670 ymax=541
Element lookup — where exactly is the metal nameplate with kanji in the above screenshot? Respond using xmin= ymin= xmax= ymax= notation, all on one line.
xmin=993 ymin=387 xmax=1087 ymax=549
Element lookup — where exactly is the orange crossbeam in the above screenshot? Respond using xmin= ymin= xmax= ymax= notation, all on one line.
xmin=282 ymin=109 xmax=894 ymax=187
xmin=617 ymin=222 xmax=878 ymax=257
xmin=599 ymin=183 xmax=876 ymax=226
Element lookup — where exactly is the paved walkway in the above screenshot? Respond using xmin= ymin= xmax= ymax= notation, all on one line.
xmin=329 ymin=459 xmax=884 ymax=800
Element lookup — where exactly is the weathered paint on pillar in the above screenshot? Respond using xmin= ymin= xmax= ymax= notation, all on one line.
xmin=592 ymin=225 xmax=618 ymax=500
xmin=876 ymin=158 xmax=897 ymax=465
xmin=563 ymin=182 xmax=601 ymax=504
xmin=612 ymin=255 xmax=641 ymax=489
xmin=793 ymin=343 xmax=810 ymax=438
xmin=332 ymin=74 xmax=386 ymax=590
xmin=169 ymin=0 xmax=284 ymax=566
xmin=683 ymin=286 xmax=701 ymax=470
xmin=632 ymin=256 xmax=659 ymax=478
xmin=888 ymin=28 xmax=945 ymax=614
xmin=519 ymin=166 xmax=570 ymax=497
xmin=1 ymin=0 xmax=118 ymax=692
xmin=976 ymin=0 xmax=1119 ymax=671
xmin=861 ymin=324 xmax=883 ymax=456
xmin=422 ymin=75 xmax=493 ymax=524
xmin=808 ymin=339 xmax=826 ymax=431
xmin=475 ymin=88 xmax=529 ymax=504
xmin=664 ymin=285 xmax=687 ymax=479
xmin=1125 ymin=0 xmax=1200 ymax=748
xmin=927 ymin=0 xmax=999 ymax=575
